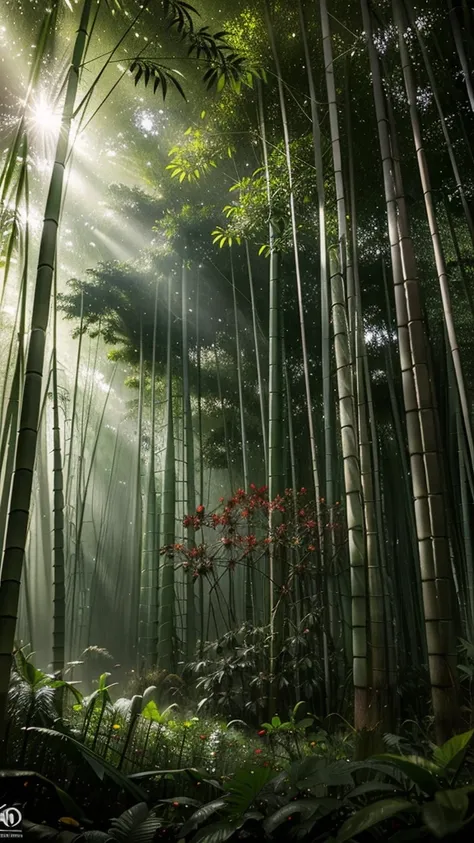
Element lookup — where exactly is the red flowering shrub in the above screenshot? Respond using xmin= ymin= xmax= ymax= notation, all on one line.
xmin=172 ymin=486 xmax=343 ymax=590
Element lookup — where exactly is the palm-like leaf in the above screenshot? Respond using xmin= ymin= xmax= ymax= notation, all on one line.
xmin=8 ymin=650 xmax=82 ymax=725
xmin=225 ymin=766 xmax=277 ymax=819
xmin=108 ymin=802 xmax=149 ymax=842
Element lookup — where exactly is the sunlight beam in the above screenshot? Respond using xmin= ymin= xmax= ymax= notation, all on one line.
xmin=29 ymin=93 xmax=62 ymax=137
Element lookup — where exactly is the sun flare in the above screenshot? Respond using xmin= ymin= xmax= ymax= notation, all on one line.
xmin=29 ymin=93 xmax=62 ymax=136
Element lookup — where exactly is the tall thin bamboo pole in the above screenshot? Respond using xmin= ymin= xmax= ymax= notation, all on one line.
xmin=0 ymin=0 xmax=94 ymax=743
xmin=361 ymin=0 xmax=460 ymax=742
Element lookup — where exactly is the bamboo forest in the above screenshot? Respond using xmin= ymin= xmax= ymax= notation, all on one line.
xmin=2 ymin=0 xmax=474 ymax=838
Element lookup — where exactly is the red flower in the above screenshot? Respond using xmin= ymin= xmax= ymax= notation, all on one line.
xmin=308 ymin=544 xmax=315 ymax=552
xmin=184 ymin=514 xmax=200 ymax=529
xmin=258 ymin=729 xmax=266 ymax=736
xmin=196 ymin=504 xmax=205 ymax=514
xmin=254 ymin=748 xmax=262 ymax=755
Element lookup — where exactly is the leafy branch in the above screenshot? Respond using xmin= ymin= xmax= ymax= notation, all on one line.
xmin=129 ymin=60 xmax=186 ymax=99
xmin=129 ymin=2 xmax=265 ymax=98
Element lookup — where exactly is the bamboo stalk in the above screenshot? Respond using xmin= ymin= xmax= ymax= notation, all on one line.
xmin=0 ymin=0 xmax=94 ymax=744
xmin=158 ymin=278 xmax=176 ymax=672
xmin=361 ymin=0 xmax=460 ymax=742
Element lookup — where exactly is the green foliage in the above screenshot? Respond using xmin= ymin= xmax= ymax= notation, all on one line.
xmin=166 ymin=129 xmax=222 ymax=183
xmin=171 ymin=729 xmax=474 ymax=841
xmin=8 ymin=647 xmax=82 ymax=730
xmin=335 ymin=798 xmax=417 ymax=842
xmin=5 ymin=654 xmax=474 ymax=841
xmin=130 ymin=60 xmax=186 ymax=100
xmin=29 ymin=726 xmax=147 ymax=798
xmin=129 ymin=2 xmax=264 ymax=100
xmin=107 ymin=802 xmax=149 ymax=842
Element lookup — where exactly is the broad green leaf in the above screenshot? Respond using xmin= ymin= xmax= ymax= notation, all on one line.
xmin=141 ymin=700 xmax=164 ymax=722
xmin=433 ymin=730 xmax=474 ymax=776
xmin=436 ymin=789 xmax=469 ymax=812
xmin=336 ymin=799 xmax=417 ymax=843
xmin=295 ymin=758 xmax=356 ymax=789
xmin=49 ymin=679 xmax=83 ymax=704
xmin=108 ymin=802 xmax=149 ymax=843
xmin=179 ymin=799 xmax=227 ymax=837
xmin=422 ymin=789 xmax=469 ymax=838
xmin=348 ymin=781 xmax=403 ymax=799
xmin=226 ymin=766 xmax=277 ymax=819
xmin=297 ymin=718 xmax=315 ymax=730
xmin=373 ymin=754 xmax=445 ymax=794
xmin=264 ymin=798 xmax=338 ymax=833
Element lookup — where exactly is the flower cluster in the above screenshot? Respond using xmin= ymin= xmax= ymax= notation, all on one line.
xmin=170 ymin=487 xmax=343 ymax=582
